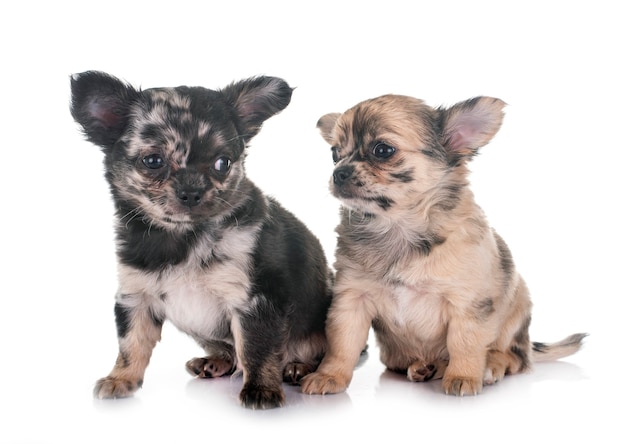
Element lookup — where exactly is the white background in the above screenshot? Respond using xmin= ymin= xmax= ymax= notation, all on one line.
xmin=1 ymin=1 xmax=623 ymax=443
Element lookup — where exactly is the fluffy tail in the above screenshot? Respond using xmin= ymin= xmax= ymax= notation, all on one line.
xmin=531 ymin=333 xmax=588 ymax=362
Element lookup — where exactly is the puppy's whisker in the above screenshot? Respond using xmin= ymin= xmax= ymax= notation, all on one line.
xmin=120 ymin=207 xmax=143 ymax=228
xmin=213 ymin=196 xmax=238 ymax=216
xmin=224 ymin=134 xmax=248 ymax=144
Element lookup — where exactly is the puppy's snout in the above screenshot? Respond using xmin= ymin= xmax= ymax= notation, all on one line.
xmin=333 ymin=165 xmax=354 ymax=186
xmin=176 ymin=187 xmax=203 ymax=207
xmin=175 ymin=169 xmax=207 ymax=208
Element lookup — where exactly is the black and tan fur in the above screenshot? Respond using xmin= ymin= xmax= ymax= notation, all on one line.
xmin=301 ymin=94 xmax=586 ymax=396
xmin=70 ymin=71 xmax=333 ymax=409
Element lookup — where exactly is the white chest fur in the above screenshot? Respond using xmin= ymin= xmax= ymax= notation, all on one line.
xmin=384 ymin=280 xmax=448 ymax=340
xmin=116 ymin=226 xmax=258 ymax=342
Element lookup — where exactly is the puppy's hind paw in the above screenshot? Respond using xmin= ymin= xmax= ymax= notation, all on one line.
xmin=300 ymin=372 xmax=349 ymax=395
xmin=483 ymin=360 xmax=507 ymax=385
xmin=407 ymin=359 xmax=447 ymax=382
xmin=283 ymin=362 xmax=315 ymax=385
xmin=186 ymin=357 xmax=234 ymax=378
xmin=93 ymin=376 xmax=141 ymax=399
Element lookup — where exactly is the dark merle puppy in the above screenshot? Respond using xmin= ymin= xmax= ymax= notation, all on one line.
xmin=70 ymin=71 xmax=333 ymax=409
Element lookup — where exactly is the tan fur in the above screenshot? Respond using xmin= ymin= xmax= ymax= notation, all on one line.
xmin=301 ymin=94 xmax=586 ymax=396
xmin=94 ymin=305 xmax=162 ymax=398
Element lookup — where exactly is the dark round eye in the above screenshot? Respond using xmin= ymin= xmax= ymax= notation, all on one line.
xmin=213 ymin=156 xmax=232 ymax=174
xmin=372 ymin=142 xmax=395 ymax=159
xmin=331 ymin=147 xmax=340 ymax=164
xmin=142 ymin=153 xmax=165 ymax=169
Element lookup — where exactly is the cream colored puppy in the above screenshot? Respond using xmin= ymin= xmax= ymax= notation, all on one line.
xmin=301 ymin=94 xmax=586 ymax=396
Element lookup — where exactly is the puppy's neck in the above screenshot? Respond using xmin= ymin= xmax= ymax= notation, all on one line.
xmin=336 ymin=206 xmax=444 ymax=273
xmin=336 ymin=183 xmax=482 ymax=275
xmin=339 ymin=177 xmax=479 ymax=244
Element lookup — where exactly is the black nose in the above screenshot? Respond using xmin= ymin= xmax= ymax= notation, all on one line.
xmin=333 ymin=165 xmax=354 ymax=185
xmin=176 ymin=187 xmax=203 ymax=207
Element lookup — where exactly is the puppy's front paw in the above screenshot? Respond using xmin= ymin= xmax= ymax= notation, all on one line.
xmin=239 ymin=384 xmax=285 ymax=409
xmin=186 ymin=357 xmax=234 ymax=378
xmin=300 ymin=372 xmax=349 ymax=395
xmin=93 ymin=376 xmax=141 ymax=399
xmin=442 ymin=375 xmax=483 ymax=396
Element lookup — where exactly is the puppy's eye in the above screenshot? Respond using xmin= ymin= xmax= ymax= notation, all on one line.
xmin=213 ymin=156 xmax=232 ymax=174
xmin=331 ymin=147 xmax=340 ymax=164
xmin=143 ymin=153 xmax=165 ymax=169
xmin=372 ymin=142 xmax=396 ymax=160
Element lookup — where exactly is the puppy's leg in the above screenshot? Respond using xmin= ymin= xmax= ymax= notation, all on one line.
xmin=484 ymin=315 xmax=533 ymax=384
xmin=94 ymin=300 xmax=163 ymax=399
xmin=186 ymin=341 xmax=236 ymax=378
xmin=442 ymin=312 xmax=494 ymax=396
xmin=301 ymin=290 xmax=372 ymax=395
xmin=484 ymin=284 xmax=534 ymax=385
xmin=232 ymin=298 xmax=287 ymax=409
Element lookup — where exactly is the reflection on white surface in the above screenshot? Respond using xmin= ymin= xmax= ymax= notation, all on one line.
xmin=3 ymin=325 xmax=604 ymax=444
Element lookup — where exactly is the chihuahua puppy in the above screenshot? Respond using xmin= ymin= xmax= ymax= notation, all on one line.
xmin=70 ymin=71 xmax=333 ymax=409
xmin=301 ymin=94 xmax=586 ymax=396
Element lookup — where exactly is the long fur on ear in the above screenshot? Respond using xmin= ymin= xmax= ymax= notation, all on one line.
xmin=220 ymin=76 xmax=293 ymax=141
xmin=316 ymin=113 xmax=341 ymax=145
xmin=439 ymin=96 xmax=506 ymax=159
xmin=70 ymin=71 xmax=139 ymax=151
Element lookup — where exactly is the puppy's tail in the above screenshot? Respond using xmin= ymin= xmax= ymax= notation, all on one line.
xmin=531 ymin=333 xmax=588 ymax=362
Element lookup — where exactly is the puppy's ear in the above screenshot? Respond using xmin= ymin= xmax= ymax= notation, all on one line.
xmin=439 ymin=97 xmax=506 ymax=159
xmin=316 ymin=113 xmax=341 ymax=145
xmin=70 ymin=71 xmax=139 ymax=152
xmin=221 ymin=76 xmax=293 ymax=141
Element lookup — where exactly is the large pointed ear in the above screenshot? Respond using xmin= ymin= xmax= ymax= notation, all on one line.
xmin=220 ymin=76 xmax=293 ymax=141
xmin=316 ymin=113 xmax=341 ymax=145
xmin=439 ymin=97 xmax=506 ymax=160
xmin=70 ymin=71 xmax=140 ymax=151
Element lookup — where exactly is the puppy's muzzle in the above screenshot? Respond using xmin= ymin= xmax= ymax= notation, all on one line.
xmin=175 ymin=170 xmax=207 ymax=208
xmin=333 ymin=165 xmax=354 ymax=186
xmin=176 ymin=186 xmax=203 ymax=207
